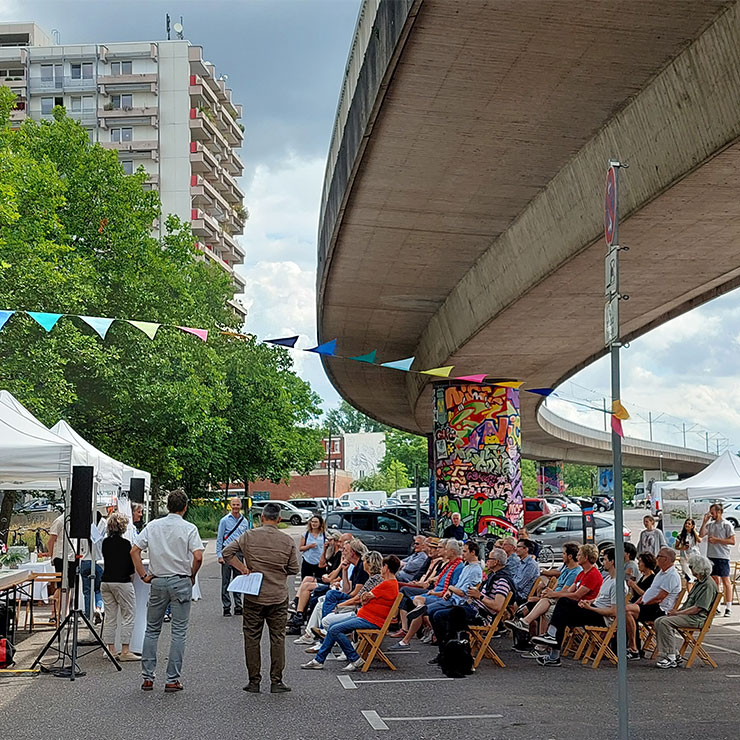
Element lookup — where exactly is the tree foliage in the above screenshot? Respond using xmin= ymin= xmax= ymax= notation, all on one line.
xmin=0 ymin=91 xmax=324 ymax=511
xmin=380 ymin=429 xmax=428 ymax=477
xmin=326 ymin=400 xmax=389 ymax=434
xmin=351 ymin=459 xmax=411 ymax=494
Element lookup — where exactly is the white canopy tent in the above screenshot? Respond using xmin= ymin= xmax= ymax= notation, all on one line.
xmin=661 ymin=451 xmax=740 ymax=501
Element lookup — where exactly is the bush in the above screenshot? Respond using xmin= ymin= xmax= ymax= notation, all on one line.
xmin=186 ymin=500 xmax=229 ymax=539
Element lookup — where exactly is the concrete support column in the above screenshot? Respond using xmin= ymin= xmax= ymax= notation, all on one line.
xmin=433 ymin=383 xmax=523 ymax=538
xmin=537 ymin=460 xmax=564 ymax=497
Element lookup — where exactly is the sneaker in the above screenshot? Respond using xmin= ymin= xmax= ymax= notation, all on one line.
xmin=93 ymin=609 xmax=102 ymax=625
xmin=270 ymin=682 xmax=291 ymax=693
xmin=342 ymin=657 xmax=365 ymax=672
xmin=234 ymin=607 xmax=243 ymax=616
xmin=420 ymin=632 xmax=434 ymax=644
xmin=326 ymin=652 xmax=347 ymax=661
xmin=311 ymin=627 xmax=327 ymax=640
xmin=535 ymin=655 xmax=561 ymax=667
xmin=407 ymin=604 xmax=426 ymax=621
xmin=389 ymin=629 xmax=407 ymax=639
xmin=504 ymin=618 xmax=530 ymax=634
xmin=301 ymin=659 xmax=324 ymax=670
xmin=163 ymin=613 xmax=172 ymax=623
xmin=293 ymin=633 xmax=315 ymax=645
xmin=520 ymin=648 xmax=547 ymax=659
xmin=285 ymin=624 xmax=303 ymax=636
xmin=141 ymin=679 xmax=154 ymax=691
xmin=118 ymin=652 xmax=141 ymax=662
xmin=491 ymin=627 xmax=508 ymax=639
xmin=243 ymin=682 xmax=260 ymax=693
xmin=304 ymin=644 xmax=321 ymax=654
xmin=387 ymin=642 xmax=411 ymax=652
xmin=532 ymin=634 xmax=558 ymax=648
xmin=656 ymin=657 xmax=678 ymax=669
xmin=223 ymin=608 xmax=231 ymax=617
xmin=627 ymin=649 xmax=641 ymax=661
xmin=164 ymin=681 xmax=184 ymax=693
xmin=512 ymin=642 xmax=535 ymax=654
xmin=725 ymin=608 xmax=732 ymax=618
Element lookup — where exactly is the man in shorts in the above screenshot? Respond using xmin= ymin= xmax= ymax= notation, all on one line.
xmin=700 ymin=503 xmax=735 ymax=617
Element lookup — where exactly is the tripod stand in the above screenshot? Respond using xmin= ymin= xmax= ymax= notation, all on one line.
xmin=32 ymin=540 xmax=121 ymax=680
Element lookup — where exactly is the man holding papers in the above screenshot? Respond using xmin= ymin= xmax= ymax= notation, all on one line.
xmin=223 ymin=502 xmax=299 ymax=694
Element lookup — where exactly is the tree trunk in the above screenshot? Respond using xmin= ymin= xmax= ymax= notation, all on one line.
xmin=0 ymin=490 xmax=16 ymax=546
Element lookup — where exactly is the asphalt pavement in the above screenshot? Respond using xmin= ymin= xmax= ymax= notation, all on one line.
xmin=4 ymin=523 xmax=740 ymax=739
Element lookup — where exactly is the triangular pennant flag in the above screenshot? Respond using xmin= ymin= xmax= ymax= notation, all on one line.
xmin=27 ymin=311 xmax=63 ymax=332
xmin=612 ymin=399 xmax=630 ymax=420
xmin=266 ymin=336 xmax=299 ymax=348
xmin=80 ymin=315 xmax=115 ymax=339
xmin=381 ymin=356 xmax=415 ymax=372
xmin=611 ymin=415 xmax=624 ymax=438
xmin=349 ymin=350 xmax=377 ymax=364
xmin=127 ymin=320 xmax=160 ymax=339
xmin=493 ymin=381 xmax=524 ymax=389
xmin=525 ymin=388 xmax=555 ymax=397
xmin=453 ymin=374 xmax=488 ymax=383
xmin=307 ymin=339 xmax=337 ymax=356
xmin=0 ymin=310 xmax=14 ymax=331
xmin=420 ymin=366 xmax=455 ymax=378
xmin=178 ymin=326 xmax=208 ymax=342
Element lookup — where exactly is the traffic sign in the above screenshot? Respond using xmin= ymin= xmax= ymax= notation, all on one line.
xmin=605 ymin=166 xmax=617 ymax=246
xmin=605 ymin=250 xmax=618 ymax=297
xmin=604 ymin=295 xmax=619 ymax=346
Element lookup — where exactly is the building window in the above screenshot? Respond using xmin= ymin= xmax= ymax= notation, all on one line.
xmin=83 ymin=95 xmax=94 ymax=112
xmin=110 ymin=61 xmax=132 ymax=76
xmin=70 ymin=96 xmax=82 ymax=112
xmin=121 ymin=160 xmax=134 ymax=175
xmin=86 ymin=129 xmax=95 ymax=143
xmin=40 ymin=64 xmax=53 ymax=82
xmin=111 ymin=94 xmax=133 ymax=109
xmin=40 ymin=97 xmax=54 ymax=115
xmin=110 ymin=127 xmax=132 ymax=143
xmin=71 ymin=62 xmax=94 ymax=80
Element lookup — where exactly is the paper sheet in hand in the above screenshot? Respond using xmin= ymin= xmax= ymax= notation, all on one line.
xmin=228 ymin=573 xmax=263 ymax=595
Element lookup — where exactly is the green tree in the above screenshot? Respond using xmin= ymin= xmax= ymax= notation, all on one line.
xmin=351 ymin=459 xmax=411 ymax=494
xmin=521 ymin=459 xmax=537 ymax=497
xmin=380 ymin=429 xmax=428 ymax=478
xmin=326 ymin=400 xmax=389 ymax=434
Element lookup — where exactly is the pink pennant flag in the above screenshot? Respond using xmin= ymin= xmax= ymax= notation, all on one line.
xmin=453 ymin=374 xmax=488 ymax=383
xmin=611 ymin=415 xmax=624 ymax=438
xmin=178 ymin=326 xmax=209 ymax=342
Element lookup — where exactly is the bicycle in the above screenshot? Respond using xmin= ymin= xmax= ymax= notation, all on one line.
xmin=535 ymin=543 xmax=556 ymax=570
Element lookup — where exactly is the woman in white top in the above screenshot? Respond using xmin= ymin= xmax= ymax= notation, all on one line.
xmin=675 ymin=518 xmax=701 ymax=582
xmin=299 ymin=515 xmax=326 ymax=579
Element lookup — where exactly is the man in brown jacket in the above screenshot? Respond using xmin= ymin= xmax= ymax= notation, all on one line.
xmin=223 ymin=502 xmax=299 ymax=694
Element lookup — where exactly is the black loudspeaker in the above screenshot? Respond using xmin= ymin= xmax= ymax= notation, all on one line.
xmin=129 ymin=478 xmax=145 ymax=504
xmin=69 ymin=465 xmax=94 ymax=539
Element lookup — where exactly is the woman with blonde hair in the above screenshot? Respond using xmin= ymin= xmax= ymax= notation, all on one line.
xmin=101 ymin=512 xmax=139 ymax=660
xmin=299 ymin=514 xmax=327 ymax=579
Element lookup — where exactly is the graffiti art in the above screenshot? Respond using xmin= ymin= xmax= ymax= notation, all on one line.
xmin=433 ymin=383 xmax=523 ymax=538
xmin=537 ymin=461 xmax=564 ymax=496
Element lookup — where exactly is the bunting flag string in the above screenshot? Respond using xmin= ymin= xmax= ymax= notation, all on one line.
xmin=0 ymin=308 xmax=632 ymax=426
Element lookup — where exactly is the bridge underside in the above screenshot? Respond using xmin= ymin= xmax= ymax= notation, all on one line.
xmin=318 ymin=0 xmax=737 ymax=473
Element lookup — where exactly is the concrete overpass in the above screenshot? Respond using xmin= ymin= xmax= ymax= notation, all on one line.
xmin=317 ymin=0 xmax=739 ymax=475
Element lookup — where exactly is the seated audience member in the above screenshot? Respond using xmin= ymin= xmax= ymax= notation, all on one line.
xmin=466 ymin=547 xmax=515 ymax=622
xmin=320 ymin=538 xmax=370 ymax=618
xmin=627 ymin=552 xmax=657 ymax=603
xmin=443 ymin=512 xmax=465 ymax=541
xmin=397 ymin=536 xmax=430 ymax=583
xmin=654 ymin=554 xmax=719 ymax=669
xmin=513 ymin=540 xmax=540 ymax=603
xmin=389 ymin=540 xmax=464 ymax=650
xmin=497 ymin=537 xmax=521 ymax=582
xmin=533 ymin=547 xmax=623 ymax=666
xmin=625 ymin=546 xmax=682 ymax=658
xmin=505 ymin=541 xmax=582 ymax=645
xmin=301 ymin=555 xmax=401 ymax=672
xmin=624 ymin=542 xmax=639 ymax=581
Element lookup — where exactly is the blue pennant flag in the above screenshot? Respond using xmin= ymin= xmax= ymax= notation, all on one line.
xmin=307 ymin=339 xmax=337 ymax=356
xmin=525 ymin=388 xmax=554 ymax=397
xmin=0 ymin=310 xmax=14 ymax=331
xmin=27 ymin=311 xmax=64 ymax=332
xmin=80 ymin=316 xmax=115 ymax=339
xmin=349 ymin=350 xmax=377 ymax=364
xmin=381 ymin=356 xmax=415 ymax=372
xmin=266 ymin=336 xmax=299 ymax=348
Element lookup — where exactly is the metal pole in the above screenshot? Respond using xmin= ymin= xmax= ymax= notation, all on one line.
xmin=648 ymin=411 xmax=653 ymax=441
xmin=414 ymin=464 xmax=421 ymax=535
xmin=706 ymin=431 xmax=709 ymax=453
xmin=603 ymin=398 xmax=608 ymax=432
xmin=326 ymin=429 xmax=332 ymax=500
xmin=682 ymin=423 xmax=686 ymax=448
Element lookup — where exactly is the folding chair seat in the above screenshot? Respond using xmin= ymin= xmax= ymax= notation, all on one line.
xmin=469 ymin=591 xmax=513 ymax=669
xmin=355 ymin=593 xmax=403 ymax=672
xmin=561 ymin=626 xmax=585 ymax=658
xmin=579 ymin=619 xmax=619 ymax=668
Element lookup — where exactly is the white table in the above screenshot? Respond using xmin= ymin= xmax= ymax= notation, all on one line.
xmin=5 ymin=560 xmax=55 ymax=601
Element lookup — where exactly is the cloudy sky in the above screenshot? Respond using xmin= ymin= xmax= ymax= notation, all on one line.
xmin=3 ymin=1 xmax=740 ymax=454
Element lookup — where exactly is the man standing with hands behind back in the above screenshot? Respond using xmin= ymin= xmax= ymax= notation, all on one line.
xmin=217 ymin=497 xmax=250 ymax=617
xmin=223 ymin=502 xmax=299 ymax=694
xmin=700 ymin=503 xmax=736 ymax=617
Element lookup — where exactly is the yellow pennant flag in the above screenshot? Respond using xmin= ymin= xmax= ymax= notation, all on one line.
xmin=494 ymin=381 xmax=524 ymax=389
xmin=420 ymin=366 xmax=455 ymax=378
xmin=127 ymin=320 xmax=160 ymax=340
xmin=612 ymin=399 xmax=630 ymax=420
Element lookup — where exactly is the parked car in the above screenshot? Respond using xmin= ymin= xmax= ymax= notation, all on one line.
xmin=590 ymin=495 xmax=614 ymax=512
xmin=714 ymin=500 xmax=740 ymax=528
xmin=324 ymin=510 xmax=427 ymax=555
xmin=526 ymin=511 xmax=631 ymax=550
xmin=14 ymin=498 xmax=57 ymax=514
xmin=543 ymin=495 xmax=580 ymax=513
xmin=289 ymin=498 xmax=332 ymax=516
xmin=250 ymin=500 xmax=313 ymax=526
xmin=380 ymin=505 xmax=432 ymax=532
xmin=523 ymin=497 xmax=550 ymax=526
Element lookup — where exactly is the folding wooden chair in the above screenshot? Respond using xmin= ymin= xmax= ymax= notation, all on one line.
xmin=469 ymin=590 xmax=513 ymax=669
xmin=676 ymin=591 xmax=723 ymax=668
xmin=578 ymin=619 xmax=619 ymax=668
xmin=561 ymin=626 xmax=585 ymax=658
xmin=731 ymin=562 xmax=740 ymax=605
xmin=642 ymin=586 xmax=687 ymax=658
xmin=24 ymin=573 xmax=61 ymax=632
xmin=355 ymin=593 xmax=403 ymax=672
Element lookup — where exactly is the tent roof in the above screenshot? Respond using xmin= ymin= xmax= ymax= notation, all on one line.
xmin=661 ymin=450 xmax=740 ymax=500
xmin=0 ymin=392 xmax=72 ymax=490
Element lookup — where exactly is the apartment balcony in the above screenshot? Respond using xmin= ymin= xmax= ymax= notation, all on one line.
xmin=216 ymin=106 xmax=243 ymax=146
xmin=222 ymin=149 xmax=244 ymax=178
xmin=99 ymin=43 xmax=158 ymax=62
xmin=101 ymin=140 xmax=158 ymax=159
xmin=189 ymin=107 xmax=229 ymax=151
xmin=191 ymin=208 xmax=220 ymax=240
xmin=189 ymin=140 xmax=219 ymax=175
xmin=0 ymin=47 xmax=26 ymax=65
xmin=189 ymin=74 xmax=219 ymax=109
xmin=65 ymin=110 xmax=98 ymax=127
xmin=98 ymin=73 xmax=157 ymax=94
xmin=222 ymin=230 xmax=245 ymax=263
xmin=98 ymin=106 xmax=158 ymax=127
xmin=190 ymin=174 xmax=231 ymax=217
xmin=1 ymin=73 xmax=26 ymax=87
xmin=29 ymin=75 xmax=96 ymax=93
xmin=220 ymin=167 xmax=244 ymax=205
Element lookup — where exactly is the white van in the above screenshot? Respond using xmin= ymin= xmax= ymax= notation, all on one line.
xmin=337 ymin=490 xmax=387 ymax=508
xmin=393 ymin=487 xmax=430 ymax=507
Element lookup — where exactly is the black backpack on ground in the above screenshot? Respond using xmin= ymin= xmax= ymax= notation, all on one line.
xmin=437 ymin=605 xmax=474 ymax=678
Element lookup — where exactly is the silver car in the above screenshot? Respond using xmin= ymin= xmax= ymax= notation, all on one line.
xmin=526 ymin=511 xmax=631 ymax=550
xmin=250 ymin=500 xmax=313 ymax=526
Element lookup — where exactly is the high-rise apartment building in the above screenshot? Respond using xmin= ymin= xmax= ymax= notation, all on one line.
xmin=0 ymin=22 xmax=246 ymax=316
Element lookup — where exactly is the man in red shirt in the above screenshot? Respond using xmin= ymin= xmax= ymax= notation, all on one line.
xmin=302 ymin=555 xmax=401 ymax=673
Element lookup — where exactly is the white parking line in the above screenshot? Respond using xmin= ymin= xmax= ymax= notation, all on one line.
xmin=703 ymin=642 xmax=740 ymax=657
xmin=361 ymin=710 xmax=503 ymax=731
xmin=339 ymin=675 xmax=454 ymax=689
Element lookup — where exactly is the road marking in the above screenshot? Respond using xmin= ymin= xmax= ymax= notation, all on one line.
xmin=724 ymin=674 xmax=740 ymax=678
xmin=339 ymin=675 xmax=453 ymax=689
xmin=703 ymin=641 xmax=740 ymax=657
xmin=361 ymin=710 xmax=503 ymax=731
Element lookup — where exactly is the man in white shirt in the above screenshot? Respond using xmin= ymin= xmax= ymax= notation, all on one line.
xmin=131 ymin=490 xmax=204 ymax=693
xmin=700 ymin=503 xmax=736 ymax=617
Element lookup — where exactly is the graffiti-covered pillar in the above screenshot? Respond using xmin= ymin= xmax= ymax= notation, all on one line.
xmin=433 ymin=383 xmax=522 ymax=538
xmin=537 ymin=461 xmax=564 ymax=497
